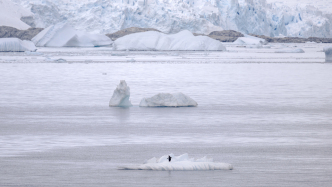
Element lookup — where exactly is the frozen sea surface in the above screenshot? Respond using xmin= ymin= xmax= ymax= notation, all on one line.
xmin=0 ymin=43 xmax=332 ymax=186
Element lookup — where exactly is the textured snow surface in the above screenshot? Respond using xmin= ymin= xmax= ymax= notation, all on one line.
xmin=109 ymin=80 xmax=132 ymax=107
xmin=119 ymin=153 xmax=233 ymax=171
xmin=275 ymin=48 xmax=305 ymax=53
xmin=0 ymin=0 xmax=32 ymax=30
xmin=323 ymin=46 xmax=332 ymax=63
xmin=114 ymin=30 xmax=226 ymax=51
xmin=31 ymin=22 xmax=112 ymax=47
xmin=139 ymin=92 xmax=197 ymax=107
xmin=13 ymin=0 xmax=332 ymax=38
xmin=0 ymin=38 xmax=36 ymax=52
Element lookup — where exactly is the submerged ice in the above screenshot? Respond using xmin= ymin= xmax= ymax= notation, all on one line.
xmin=139 ymin=92 xmax=198 ymax=107
xmin=109 ymin=80 xmax=132 ymax=107
xmin=119 ymin=153 xmax=233 ymax=171
xmin=114 ymin=30 xmax=226 ymax=51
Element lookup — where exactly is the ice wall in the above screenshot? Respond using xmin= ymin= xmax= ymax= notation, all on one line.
xmin=14 ymin=0 xmax=332 ymax=37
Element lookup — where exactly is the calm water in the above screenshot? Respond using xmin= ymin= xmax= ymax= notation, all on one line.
xmin=1 ymin=63 xmax=332 ymax=186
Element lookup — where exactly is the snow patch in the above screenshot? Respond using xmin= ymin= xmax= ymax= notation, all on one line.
xmin=0 ymin=38 xmax=36 ymax=52
xmin=109 ymin=80 xmax=132 ymax=107
xmin=32 ymin=22 xmax=112 ymax=47
xmin=114 ymin=30 xmax=226 ymax=51
xmin=139 ymin=92 xmax=197 ymax=107
xmin=119 ymin=153 xmax=233 ymax=171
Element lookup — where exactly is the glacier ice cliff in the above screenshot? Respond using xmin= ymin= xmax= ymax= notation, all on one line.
xmin=119 ymin=153 xmax=233 ymax=170
xmin=32 ymin=22 xmax=112 ymax=47
xmin=0 ymin=38 xmax=36 ymax=52
xmin=13 ymin=0 xmax=332 ymax=38
xmin=114 ymin=30 xmax=226 ymax=51
xmin=139 ymin=92 xmax=198 ymax=107
xmin=324 ymin=46 xmax=332 ymax=62
xmin=109 ymin=80 xmax=132 ymax=107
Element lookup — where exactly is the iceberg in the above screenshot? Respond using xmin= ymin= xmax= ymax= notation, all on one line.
xmin=324 ymin=46 xmax=332 ymax=62
xmin=0 ymin=38 xmax=36 ymax=52
xmin=109 ymin=80 xmax=132 ymax=107
xmin=119 ymin=153 xmax=233 ymax=171
xmin=275 ymin=48 xmax=305 ymax=53
xmin=113 ymin=30 xmax=226 ymax=51
xmin=139 ymin=92 xmax=197 ymax=107
xmin=233 ymin=35 xmax=267 ymax=46
xmin=32 ymin=22 xmax=112 ymax=47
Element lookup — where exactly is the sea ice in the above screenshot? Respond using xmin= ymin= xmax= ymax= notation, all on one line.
xmin=109 ymin=80 xmax=132 ymax=107
xmin=139 ymin=92 xmax=197 ymax=107
xmin=119 ymin=153 xmax=233 ymax=171
xmin=113 ymin=30 xmax=226 ymax=51
xmin=0 ymin=38 xmax=36 ymax=52
xmin=275 ymin=48 xmax=305 ymax=53
xmin=324 ymin=46 xmax=332 ymax=62
xmin=32 ymin=22 xmax=112 ymax=47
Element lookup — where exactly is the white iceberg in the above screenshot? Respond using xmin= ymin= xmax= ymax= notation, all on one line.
xmin=109 ymin=80 xmax=132 ymax=107
xmin=139 ymin=92 xmax=197 ymax=107
xmin=324 ymin=46 xmax=332 ymax=62
xmin=233 ymin=35 xmax=267 ymax=46
xmin=0 ymin=38 xmax=36 ymax=52
xmin=113 ymin=30 xmax=226 ymax=51
xmin=275 ymin=48 xmax=305 ymax=53
xmin=119 ymin=153 xmax=233 ymax=171
xmin=32 ymin=22 xmax=112 ymax=47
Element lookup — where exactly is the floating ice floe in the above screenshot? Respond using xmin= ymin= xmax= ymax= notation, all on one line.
xmin=139 ymin=92 xmax=197 ymax=107
xmin=275 ymin=48 xmax=305 ymax=53
xmin=324 ymin=46 xmax=332 ymax=62
xmin=109 ymin=80 xmax=132 ymax=107
xmin=119 ymin=153 xmax=233 ymax=171
xmin=32 ymin=22 xmax=112 ymax=47
xmin=0 ymin=38 xmax=36 ymax=52
xmin=113 ymin=30 xmax=226 ymax=51
xmin=233 ymin=34 xmax=267 ymax=46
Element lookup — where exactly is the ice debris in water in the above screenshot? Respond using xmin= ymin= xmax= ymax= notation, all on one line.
xmin=114 ymin=30 xmax=226 ymax=51
xmin=324 ymin=46 xmax=332 ymax=62
xmin=275 ymin=48 xmax=305 ymax=53
xmin=0 ymin=38 xmax=36 ymax=52
xmin=119 ymin=153 xmax=233 ymax=171
xmin=109 ymin=80 xmax=132 ymax=107
xmin=139 ymin=92 xmax=197 ymax=107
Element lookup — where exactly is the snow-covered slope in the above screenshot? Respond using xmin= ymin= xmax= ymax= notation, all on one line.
xmin=114 ymin=30 xmax=226 ymax=51
xmin=13 ymin=0 xmax=332 ymax=38
xmin=0 ymin=0 xmax=33 ymax=30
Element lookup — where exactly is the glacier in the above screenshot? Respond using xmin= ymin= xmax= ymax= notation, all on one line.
xmin=139 ymin=92 xmax=198 ymax=107
xmin=32 ymin=22 xmax=112 ymax=47
xmin=109 ymin=80 xmax=132 ymax=107
xmin=0 ymin=38 xmax=36 ymax=52
xmin=118 ymin=153 xmax=233 ymax=171
xmin=114 ymin=30 xmax=226 ymax=51
xmin=0 ymin=0 xmax=33 ymax=30
xmin=324 ymin=46 xmax=332 ymax=62
xmin=12 ymin=0 xmax=332 ymax=38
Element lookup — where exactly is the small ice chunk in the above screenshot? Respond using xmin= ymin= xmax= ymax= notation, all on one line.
xmin=323 ymin=46 xmax=332 ymax=62
xmin=119 ymin=153 xmax=233 ymax=171
xmin=109 ymin=80 xmax=132 ymax=107
xmin=0 ymin=38 xmax=36 ymax=52
xmin=139 ymin=92 xmax=197 ymax=107
xmin=275 ymin=48 xmax=305 ymax=53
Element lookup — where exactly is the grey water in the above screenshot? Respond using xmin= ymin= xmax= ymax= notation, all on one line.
xmin=1 ymin=63 xmax=332 ymax=186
